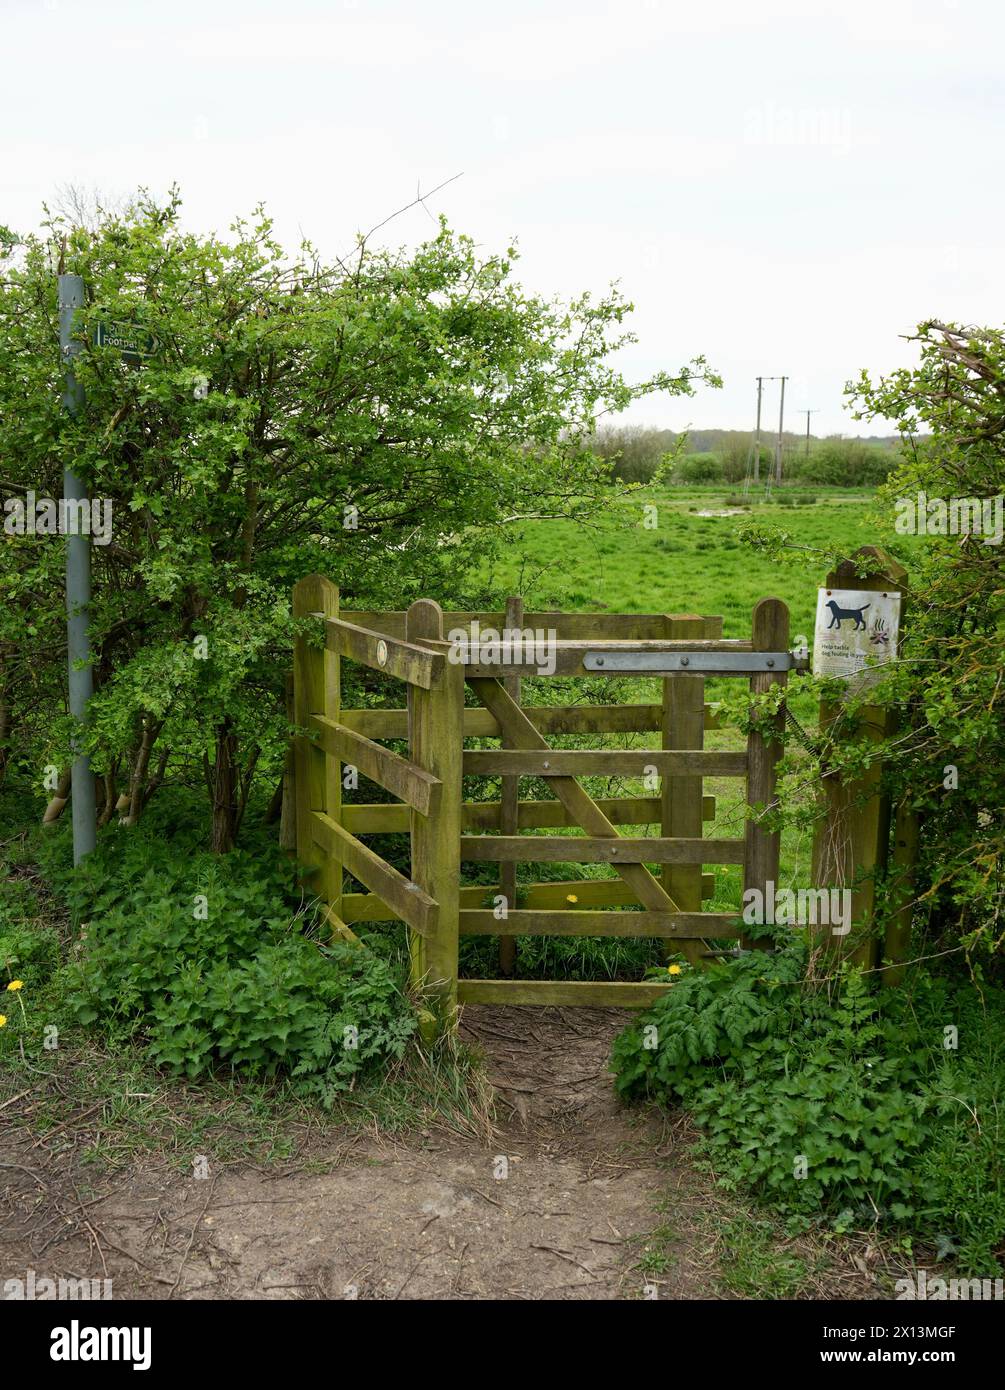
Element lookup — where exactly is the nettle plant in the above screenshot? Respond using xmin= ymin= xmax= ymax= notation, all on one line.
xmin=45 ymin=808 xmax=417 ymax=1097
xmin=612 ymin=948 xmax=1005 ymax=1271
xmin=612 ymin=947 xmax=931 ymax=1217
xmin=0 ymin=188 xmax=717 ymax=849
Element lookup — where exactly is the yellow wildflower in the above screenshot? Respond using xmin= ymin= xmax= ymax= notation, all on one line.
xmin=0 ymin=1015 xmax=6 ymax=1028
xmin=667 ymin=964 xmax=683 ymax=976
xmin=566 ymin=894 xmax=579 ymax=904
xmin=7 ymin=980 xmax=23 ymax=991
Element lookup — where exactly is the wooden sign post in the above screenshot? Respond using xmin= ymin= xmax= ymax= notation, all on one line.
xmin=810 ymin=546 xmax=909 ymax=970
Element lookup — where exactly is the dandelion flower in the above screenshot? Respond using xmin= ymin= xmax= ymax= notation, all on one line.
xmin=6 ymin=980 xmax=23 ymax=991
xmin=566 ymin=894 xmax=579 ymax=904
xmin=0 ymin=1016 xmax=7 ymax=1029
xmin=667 ymin=964 xmax=683 ymax=976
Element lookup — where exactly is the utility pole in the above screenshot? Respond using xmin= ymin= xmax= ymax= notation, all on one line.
xmin=774 ymin=375 xmax=788 ymax=485
xmin=59 ymin=273 xmax=97 ymax=865
xmin=802 ymin=409 xmax=819 ymax=460
xmin=752 ymin=376 xmax=763 ymax=483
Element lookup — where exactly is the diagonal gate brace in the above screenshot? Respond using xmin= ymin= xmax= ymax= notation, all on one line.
xmin=466 ymin=677 xmax=683 ymax=916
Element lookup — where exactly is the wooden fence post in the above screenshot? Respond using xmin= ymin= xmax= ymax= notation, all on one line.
xmin=499 ymin=595 xmax=523 ymax=974
xmin=292 ymin=575 xmax=343 ymax=931
xmin=407 ymin=600 xmax=464 ymax=1030
xmin=810 ymin=547 xmax=907 ymax=969
xmin=662 ymin=614 xmax=715 ymax=966
xmin=743 ymin=597 xmax=790 ymax=946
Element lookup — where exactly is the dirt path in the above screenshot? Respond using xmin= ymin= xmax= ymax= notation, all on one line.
xmin=2 ymin=1007 xmax=717 ymax=1301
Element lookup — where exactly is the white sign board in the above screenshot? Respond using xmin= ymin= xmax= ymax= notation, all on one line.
xmin=812 ymin=588 xmax=901 ymax=687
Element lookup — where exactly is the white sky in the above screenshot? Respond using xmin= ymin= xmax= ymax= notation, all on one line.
xmin=3 ymin=0 xmax=1002 ymax=436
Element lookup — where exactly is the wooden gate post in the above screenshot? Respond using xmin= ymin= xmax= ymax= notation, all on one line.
xmin=743 ymin=597 xmax=790 ymax=946
xmin=810 ymin=546 xmax=908 ymax=969
xmin=406 ymin=600 xmax=464 ymax=1030
xmin=292 ymin=575 xmax=342 ymax=929
xmin=662 ymin=613 xmax=718 ymax=965
xmin=499 ymin=595 xmax=524 ymax=974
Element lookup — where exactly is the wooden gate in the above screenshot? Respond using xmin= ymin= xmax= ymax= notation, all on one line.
xmin=291 ymin=575 xmax=795 ymax=1029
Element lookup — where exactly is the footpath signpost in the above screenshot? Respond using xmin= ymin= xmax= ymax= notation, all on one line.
xmin=59 ymin=273 xmax=97 ymax=865
xmin=94 ymin=320 xmax=160 ymax=362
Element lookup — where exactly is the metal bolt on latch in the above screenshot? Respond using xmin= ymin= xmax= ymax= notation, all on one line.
xmin=680 ymin=655 xmax=690 ymax=666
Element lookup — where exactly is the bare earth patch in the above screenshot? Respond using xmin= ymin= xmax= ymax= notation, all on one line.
xmin=1 ymin=1006 xmax=895 ymax=1301
xmin=1 ymin=1007 xmax=718 ymax=1301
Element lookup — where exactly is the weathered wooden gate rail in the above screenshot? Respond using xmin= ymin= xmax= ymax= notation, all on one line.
xmin=291 ymin=575 xmax=795 ymax=1030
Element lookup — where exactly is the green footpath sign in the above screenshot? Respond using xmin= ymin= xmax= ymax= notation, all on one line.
xmin=94 ymin=320 xmax=160 ymax=362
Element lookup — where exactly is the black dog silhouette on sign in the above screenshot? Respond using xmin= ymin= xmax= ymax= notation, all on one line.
xmin=824 ymin=599 xmax=871 ymax=631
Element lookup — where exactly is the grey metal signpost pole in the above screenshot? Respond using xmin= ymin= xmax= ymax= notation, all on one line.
xmin=59 ymin=272 xmax=97 ymax=864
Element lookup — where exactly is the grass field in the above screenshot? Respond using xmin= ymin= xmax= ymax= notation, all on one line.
xmin=452 ymin=485 xmax=918 ymax=981
xmin=478 ymin=484 xmax=909 ymax=640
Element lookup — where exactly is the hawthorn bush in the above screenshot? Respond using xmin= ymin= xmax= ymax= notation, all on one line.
xmin=0 ymin=188 xmax=716 ymax=848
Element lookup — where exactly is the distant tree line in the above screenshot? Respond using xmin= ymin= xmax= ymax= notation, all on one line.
xmin=589 ymin=425 xmax=902 ymax=487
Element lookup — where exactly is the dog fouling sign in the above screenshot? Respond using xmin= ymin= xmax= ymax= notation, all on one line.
xmin=812 ymin=588 xmax=901 ymax=686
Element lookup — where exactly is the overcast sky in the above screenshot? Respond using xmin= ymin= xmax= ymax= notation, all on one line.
xmin=4 ymin=0 xmax=1001 ymax=436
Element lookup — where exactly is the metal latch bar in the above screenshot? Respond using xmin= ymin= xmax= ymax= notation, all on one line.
xmin=583 ymin=650 xmax=804 ymax=674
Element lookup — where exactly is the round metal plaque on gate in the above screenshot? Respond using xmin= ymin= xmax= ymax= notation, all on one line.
xmin=376 ymin=639 xmax=389 ymax=667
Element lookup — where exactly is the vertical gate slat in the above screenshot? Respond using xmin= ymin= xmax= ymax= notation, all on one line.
xmin=662 ymin=615 xmax=711 ymax=966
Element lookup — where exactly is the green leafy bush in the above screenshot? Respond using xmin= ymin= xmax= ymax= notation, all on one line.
xmin=41 ymin=800 xmax=416 ymax=1098
xmin=674 ymin=453 xmax=723 ymax=484
xmin=612 ymin=950 xmax=1005 ymax=1274
xmin=0 ymin=191 xmax=716 ymax=851
xmin=787 ymin=438 xmax=896 ymax=486
xmin=144 ymin=942 xmax=415 ymax=1099
xmin=0 ymin=919 xmax=59 ymax=985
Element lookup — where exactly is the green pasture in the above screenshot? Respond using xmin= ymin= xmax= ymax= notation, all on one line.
xmin=478 ymin=485 xmax=911 ymax=638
